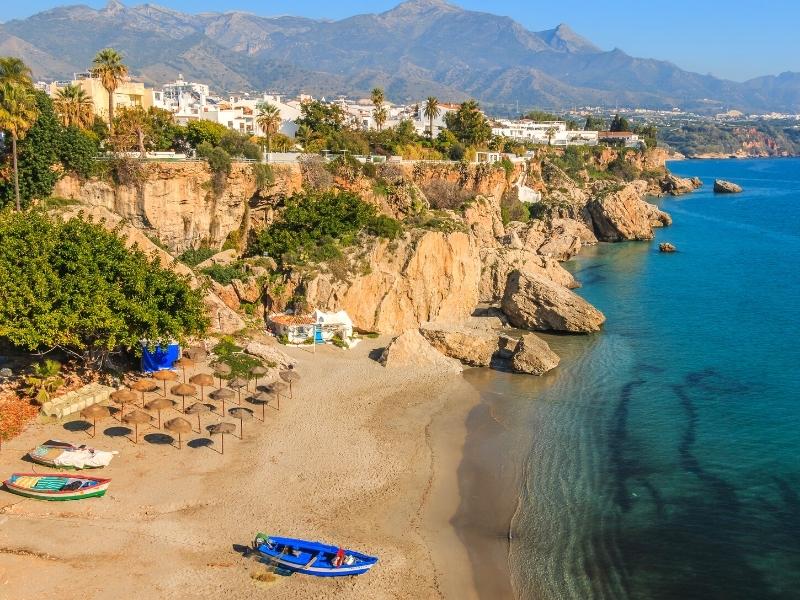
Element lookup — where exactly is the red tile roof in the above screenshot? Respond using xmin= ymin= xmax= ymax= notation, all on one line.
xmin=268 ymin=313 xmax=315 ymax=326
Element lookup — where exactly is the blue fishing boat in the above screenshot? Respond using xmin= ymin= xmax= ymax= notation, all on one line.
xmin=252 ymin=534 xmax=378 ymax=577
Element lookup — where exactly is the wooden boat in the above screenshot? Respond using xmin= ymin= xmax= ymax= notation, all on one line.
xmin=253 ymin=534 xmax=378 ymax=577
xmin=3 ymin=473 xmax=111 ymax=501
xmin=28 ymin=440 xmax=114 ymax=469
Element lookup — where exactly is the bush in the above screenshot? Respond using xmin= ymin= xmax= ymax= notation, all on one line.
xmin=178 ymin=247 xmax=215 ymax=267
xmin=201 ymin=261 xmax=249 ymax=285
xmin=367 ymin=214 xmax=402 ymax=239
xmin=252 ymin=163 xmax=274 ymax=191
xmin=212 ymin=336 xmax=265 ymax=378
xmin=420 ymin=179 xmax=473 ymax=210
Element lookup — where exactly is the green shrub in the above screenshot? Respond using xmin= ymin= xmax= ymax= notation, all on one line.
xmin=201 ymin=261 xmax=248 ymax=285
xmin=212 ymin=336 xmax=265 ymax=378
xmin=178 ymin=247 xmax=215 ymax=267
xmin=367 ymin=214 xmax=402 ymax=239
xmin=252 ymin=163 xmax=275 ymax=191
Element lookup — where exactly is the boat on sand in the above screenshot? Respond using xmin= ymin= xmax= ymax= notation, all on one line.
xmin=28 ymin=439 xmax=115 ymax=469
xmin=3 ymin=473 xmax=111 ymax=501
xmin=253 ymin=534 xmax=378 ymax=577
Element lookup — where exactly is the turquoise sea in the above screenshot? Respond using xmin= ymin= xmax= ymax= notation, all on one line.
xmin=459 ymin=158 xmax=800 ymax=599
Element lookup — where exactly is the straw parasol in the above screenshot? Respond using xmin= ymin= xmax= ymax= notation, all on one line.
xmin=110 ymin=389 xmax=138 ymax=420
xmin=279 ymin=370 xmax=300 ymax=398
xmin=250 ymin=365 xmax=268 ymax=388
xmin=164 ymin=417 xmax=192 ymax=449
xmin=228 ymin=377 xmax=248 ymax=403
xmin=189 ymin=373 xmax=214 ymax=402
xmin=268 ymin=381 xmax=288 ymax=410
xmin=185 ymin=345 xmax=207 ymax=361
xmin=209 ymin=387 xmax=235 ymax=415
xmin=122 ymin=410 xmax=152 ymax=444
xmin=152 ymin=369 xmax=178 ymax=395
xmin=185 ymin=402 xmax=211 ymax=432
xmin=145 ymin=397 xmax=176 ymax=429
xmin=248 ymin=391 xmax=272 ymax=420
xmin=228 ymin=407 xmax=254 ymax=438
xmin=213 ymin=363 xmax=232 ymax=387
xmin=174 ymin=357 xmax=195 ymax=382
xmin=170 ymin=382 xmax=197 ymax=412
xmin=130 ymin=378 xmax=159 ymax=404
xmin=207 ymin=422 xmax=236 ymax=454
xmin=80 ymin=404 xmax=110 ymax=437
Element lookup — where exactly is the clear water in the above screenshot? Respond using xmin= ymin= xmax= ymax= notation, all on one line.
xmin=464 ymin=159 xmax=800 ymax=599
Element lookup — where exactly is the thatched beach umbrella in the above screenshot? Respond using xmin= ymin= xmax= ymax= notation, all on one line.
xmin=189 ymin=373 xmax=214 ymax=402
xmin=250 ymin=365 xmax=268 ymax=388
xmin=207 ymin=422 xmax=236 ymax=454
xmin=170 ymin=382 xmax=197 ymax=413
xmin=153 ymin=369 xmax=178 ymax=395
xmin=213 ymin=363 xmax=232 ymax=387
xmin=123 ymin=410 xmax=152 ymax=444
xmin=268 ymin=381 xmax=288 ymax=410
xmin=164 ymin=417 xmax=193 ymax=449
xmin=174 ymin=357 xmax=195 ymax=382
xmin=228 ymin=407 xmax=254 ymax=438
xmin=228 ymin=377 xmax=248 ymax=403
xmin=110 ymin=389 xmax=138 ymax=420
xmin=209 ymin=387 xmax=235 ymax=415
xmin=131 ymin=378 xmax=159 ymax=404
xmin=248 ymin=391 xmax=273 ymax=420
xmin=185 ymin=345 xmax=207 ymax=361
xmin=279 ymin=370 xmax=300 ymax=398
xmin=80 ymin=404 xmax=110 ymax=437
xmin=185 ymin=402 xmax=211 ymax=432
xmin=145 ymin=397 xmax=176 ymax=429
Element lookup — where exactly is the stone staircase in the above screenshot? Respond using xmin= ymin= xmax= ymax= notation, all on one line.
xmin=41 ymin=382 xmax=116 ymax=419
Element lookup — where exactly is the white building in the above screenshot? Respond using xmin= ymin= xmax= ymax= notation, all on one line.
xmin=491 ymin=119 xmax=598 ymax=147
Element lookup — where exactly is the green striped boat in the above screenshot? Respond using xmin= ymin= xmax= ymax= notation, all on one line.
xmin=3 ymin=473 xmax=111 ymax=501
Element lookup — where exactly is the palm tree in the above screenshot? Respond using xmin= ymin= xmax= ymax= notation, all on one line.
xmin=54 ymin=84 xmax=94 ymax=129
xmin=0 ymin=83 xmax=39 ymax=211
xmin=90 ymin=48 xmax=128 ymax=132
xmin=0 ymin=57 xmax=33 ymax=87
xmin=545 ymin=126 xmax=558 ymax=146
xmin=423 ymin=96 xmax=440 ymax=141
xmin=371 ymin=87 xmax=386 ymax=131
xmin=255 ymin=102 xmax=281 ymax=160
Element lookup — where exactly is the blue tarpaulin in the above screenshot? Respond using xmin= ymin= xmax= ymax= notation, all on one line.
xmin=140 ymin=342 xmax=180 ymax=373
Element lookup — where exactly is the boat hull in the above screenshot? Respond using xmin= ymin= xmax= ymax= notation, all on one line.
xmin=257 ymin=553 xmax=376 ymax=577
xmin=5 ymin=484 xmax=109 ymax=501
xmin=254 ymin=534 xmax=378 ymax=578
xmin=3 ymin=473 xmax=111 ymax=501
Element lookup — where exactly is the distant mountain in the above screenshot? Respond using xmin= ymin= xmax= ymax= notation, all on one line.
xmin=1 ymin=0 xmax=798 ymax=114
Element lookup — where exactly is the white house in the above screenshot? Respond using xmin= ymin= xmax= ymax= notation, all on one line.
xmin=491 ymin=119 xmax=599 ymax=147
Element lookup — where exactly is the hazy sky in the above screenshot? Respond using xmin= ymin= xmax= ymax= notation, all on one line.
xmin=3 ymin=0 xmax=797 ymax=81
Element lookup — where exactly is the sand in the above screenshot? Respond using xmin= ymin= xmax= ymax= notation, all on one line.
xmin=0 ymin=338 xmax=485 ymax=600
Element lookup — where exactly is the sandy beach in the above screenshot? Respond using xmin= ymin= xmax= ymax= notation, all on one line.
xmin=0 ymin=338 xmax=487 ymax=600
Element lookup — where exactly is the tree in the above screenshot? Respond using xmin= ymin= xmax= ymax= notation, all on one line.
xmin=90 ymin=48 xmax=128 ymax=132
xmin=371 ymin=87 xmax=386 ymax=132
xmin=0 ymin=57 xmax=32 ymax=88
xmin=24 ymin=359 xmax=64 ymax=405
xmin=113 ymin=106 xmax=151 ymax=156
xmin=524 ymin=110 xmax=559 ymax=121
xmin=146 ymin=107 xmax=185 ymax=152
xmin=545 ymin=126 xmax=558 ymax=146
xmin=54 ymin=84 xmax=94 ymax=129
xmin=610 ymin=114 xmax=631 ymax=132
xmin=444 ymin=100 xmax=491 ymax=147
xmin=423 ymin=96 xmax=440 ymax=141
xmin=584 ymin=115 xmax=606 ymax=131
xmin=0 ymin=210 xmax=208 ymax=368
xmin=256 ymin=102 xmax=281 ymax=156
xmin=0 ymin=83 xmax=39 ymax=211
xmin=295 ymin=100 xmax=344 ymax=138
xmin=185 ymin=119 xmax=228 ymax=149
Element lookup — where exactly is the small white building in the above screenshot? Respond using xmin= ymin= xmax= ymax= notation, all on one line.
xmin=492 ymin=119 xmax=598 ymax=147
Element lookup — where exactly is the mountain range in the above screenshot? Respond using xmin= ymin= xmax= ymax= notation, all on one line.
xmin=1 ymin=0 xmax=798 ymax=114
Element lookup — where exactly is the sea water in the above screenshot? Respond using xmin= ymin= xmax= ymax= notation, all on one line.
xmin=461 ymin=158 xmax=800 ymax=599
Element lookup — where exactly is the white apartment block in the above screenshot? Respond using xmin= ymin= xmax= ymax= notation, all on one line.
xmin=492 ymin=119 xmax=599 ymax=146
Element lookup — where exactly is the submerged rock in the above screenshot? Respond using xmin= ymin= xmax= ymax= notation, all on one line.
xmin=379 ymin=330 xmax=463 ymax=373
xmin=501 ymin=270 xmax=605 ymax=333
xmin=659 ymin=242 xmax=677 ymax=253
xmin=714 ymin=179 xmax=743 ymax=194
xmin=510 ymin=333 xmax=560 ymax=375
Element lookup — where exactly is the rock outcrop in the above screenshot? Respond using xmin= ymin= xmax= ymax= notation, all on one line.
xmin=659 ymin=242 xmax=677 ymax=253
xmin=660 ymin=174 xmax=702 ymax=196
xmin=419 ymin=322 xmax=513 ymax=367
xmin=586 ymin=181 xmax=672 ymax=242
xmin=304 ymin=230 xmax=481 ymax=335
xmin=379 ymin=330 xmax=463 ymax=373
xmin=507 ymin=217 xmax=597 ymax=262
xmin=244 ymin=341 xmax=293 ymax=368
xmin=501 ymin=270 xmax=606 ymax=333
xmin=510 ymin=333 xmax=560 ymax=375
xmin=479 ymin=247 xmax=578 ymax=302
xmin=714 ymin=179 xmax=743 ymax=194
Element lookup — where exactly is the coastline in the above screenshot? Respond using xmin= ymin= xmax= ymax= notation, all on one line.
xmin=0 ymin=339 xmax=483 ymax=599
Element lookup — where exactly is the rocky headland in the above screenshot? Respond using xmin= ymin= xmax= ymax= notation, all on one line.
xmin=52 ymin=146 xmax=698 ymax=374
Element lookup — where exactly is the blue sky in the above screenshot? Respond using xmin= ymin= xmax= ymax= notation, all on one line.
xmin=4 ymin=0 xmax=798 ymax=81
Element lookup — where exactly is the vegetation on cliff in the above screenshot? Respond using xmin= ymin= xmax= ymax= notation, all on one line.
xmin=0 ymin=210 xmax=208 ymax=367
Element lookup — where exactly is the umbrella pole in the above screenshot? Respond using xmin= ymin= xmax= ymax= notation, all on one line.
xmin=134 ymin=424 xmax=139 ymax=444
xmin=239 ymin=417 xmax=243 ymax=439
xmin=221 ymin=433 xmax=224 ymax=454
xmin=92 ymin=417 xmax=96 ymax=438
xmin=277 ymin=392 xmax=281 ymax=411
xmin=178 ymin=432 xmax=182 ymax=450
xmin=163 ymin=380 xmax=167 ymax=396
xmin=197 ymin=414 xmax=201 ymax=433
xmin=182 ymin=397 xmax=186 ymax=413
